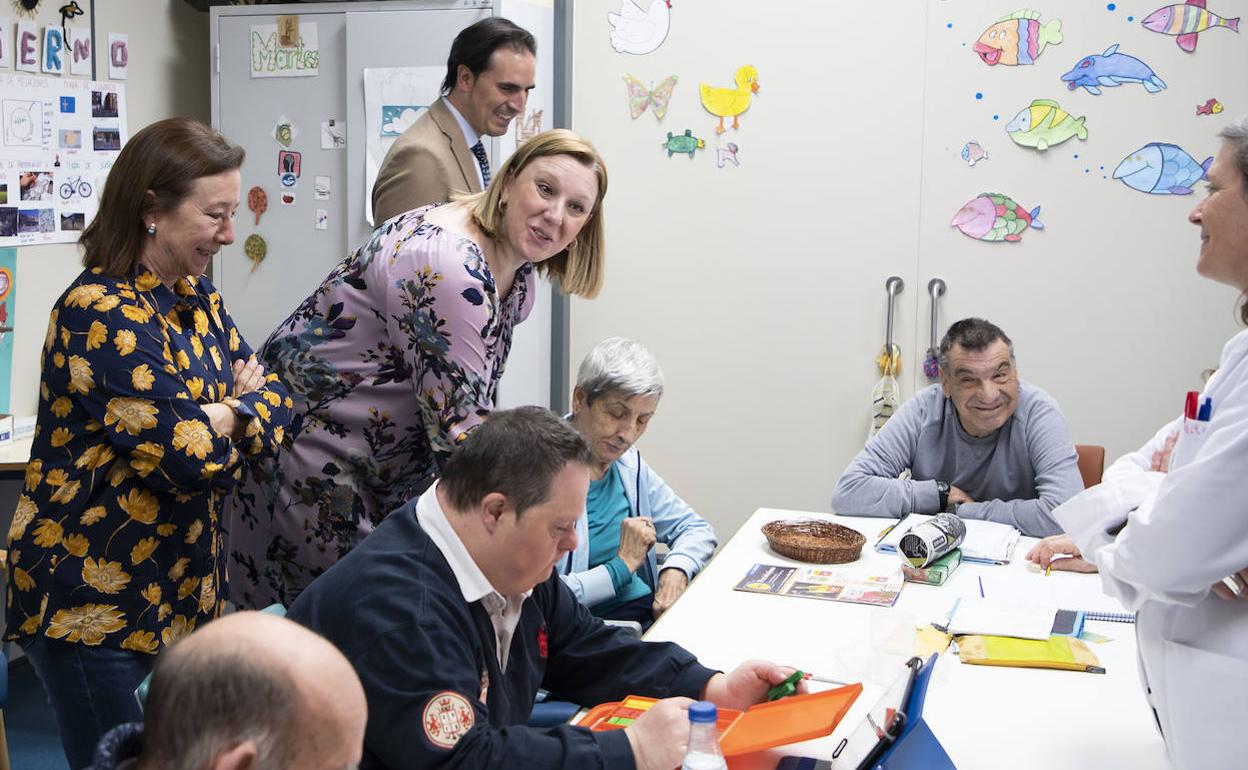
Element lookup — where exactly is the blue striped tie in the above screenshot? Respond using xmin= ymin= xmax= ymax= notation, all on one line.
xmin=471 ymin=141 xmax=490 ymax=188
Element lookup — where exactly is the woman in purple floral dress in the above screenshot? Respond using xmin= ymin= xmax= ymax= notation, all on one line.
xmin=228 ymin=130 xmax=608 ymax=607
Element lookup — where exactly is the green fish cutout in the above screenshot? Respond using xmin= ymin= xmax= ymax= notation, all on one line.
xmin=1005 ymin=99 xmax=1088 ymax=151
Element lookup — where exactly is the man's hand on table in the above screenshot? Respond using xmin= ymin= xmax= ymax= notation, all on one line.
xmin=948 ymin=485 xmax=975 ymax=507
xmin=702 ymin=660 xmax=802 ymax=710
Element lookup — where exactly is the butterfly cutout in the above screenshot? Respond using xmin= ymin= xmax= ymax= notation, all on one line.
xmin=624 ymin=74 xmax=679 ymax=121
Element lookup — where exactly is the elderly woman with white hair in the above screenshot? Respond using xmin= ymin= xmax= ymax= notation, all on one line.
xmin=558 ymin=338 xmax=716 ymax=626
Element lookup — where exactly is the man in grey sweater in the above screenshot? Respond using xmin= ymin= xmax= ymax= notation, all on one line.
xmin=831 ymin=318 xmax=1083 ymax=537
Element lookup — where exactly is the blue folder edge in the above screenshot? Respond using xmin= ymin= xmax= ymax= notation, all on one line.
xmin=873 ymin=653 xmax=957 ymax=770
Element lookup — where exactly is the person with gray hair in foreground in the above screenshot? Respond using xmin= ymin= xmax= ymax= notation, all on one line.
xmin=831 ymin=317 xmax=1084 ymax=536
xmin=88 ymin=611 xmax=367 ymax=770
xmin=558 ymin=337 xmax=716 ymax=626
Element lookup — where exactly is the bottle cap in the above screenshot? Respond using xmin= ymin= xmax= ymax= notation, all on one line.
xmin=689 ymin=701 xmax=718 ymax=723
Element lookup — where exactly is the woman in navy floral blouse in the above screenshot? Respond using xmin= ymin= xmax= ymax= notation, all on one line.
xmin=228 ymin=129 xmax=607 ymax=608
xmin=4 ymin=118 xmax=292 ymax=769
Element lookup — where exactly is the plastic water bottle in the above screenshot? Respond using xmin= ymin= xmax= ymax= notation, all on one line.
xmin=682 ymin=701 xmax=728 ymax=770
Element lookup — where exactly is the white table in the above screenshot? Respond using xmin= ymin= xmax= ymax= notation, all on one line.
xmin=0 ymin=436 xmax=32 ymax=473
xmin=645 ymin=508 xmax=1171 ymax=770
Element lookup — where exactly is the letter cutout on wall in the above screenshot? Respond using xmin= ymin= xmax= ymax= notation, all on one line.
xmin=108 ymin=32 xmax=128 ymax=80
xmin=0 ymin=18 xmax=10 ymax=68
xmin=69 ymin=26 xmax=90 ymax=76
xmin=17 ymin=20 xmax=38 ymax=73
xmin=42 ymin=26 xmax=64 ymax=75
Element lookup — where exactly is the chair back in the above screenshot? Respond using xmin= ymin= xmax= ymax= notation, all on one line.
xmin=1075 ymin=444 xmax=1105 ymax=488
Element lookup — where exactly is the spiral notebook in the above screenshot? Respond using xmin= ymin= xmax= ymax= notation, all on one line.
xmin=1069 ymin=609 xmax=1136 ymax=624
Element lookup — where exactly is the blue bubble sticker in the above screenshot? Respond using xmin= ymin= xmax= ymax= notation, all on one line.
xmin=975 ymin=92 xmax=984 ymax=100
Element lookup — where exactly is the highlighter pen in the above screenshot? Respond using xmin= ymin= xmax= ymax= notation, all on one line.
xmin=1185 ymin=391 xmax=1200 ymax=420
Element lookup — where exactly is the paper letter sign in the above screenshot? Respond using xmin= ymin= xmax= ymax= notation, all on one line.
xmin=17 ymin=20 xmax=37 ymax=72
xmin=108 ymin=33 xmax=128 ymax=80
xmin=42 ymin=27 xmax=64 ymax=75
xmin=70 ymin=27 xmax=91 ymax=76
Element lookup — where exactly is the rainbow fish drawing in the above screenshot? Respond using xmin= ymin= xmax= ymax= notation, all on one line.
xmin=973 ymin=9 xmax=1063 ymax=66
xmin=951 ymin=192 xmax=1044 ymax=243
xmin=1142 ymin=0 xmax=1239 ymax=53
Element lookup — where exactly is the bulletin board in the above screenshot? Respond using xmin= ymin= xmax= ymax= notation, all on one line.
xmin=0 ymin=73 xmax=127 ymax=247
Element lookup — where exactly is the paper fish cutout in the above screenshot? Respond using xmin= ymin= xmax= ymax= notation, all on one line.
xmin=700 ymin=65 xmax=760 ymax=134
xmin=1005 ymin=99 xmax=1087 ymax=151
xmin=1197 ymin=97 xmax=1224 ymax=115
xmin=1142 ymin=0 xmax=1238 ymax=53
xmin=961 ymin=141 xmax=989 ymax=166
xmin=608 ymin=0 xmax=672 ymax=55
xmin=1060 ymin=44 xmax=1166 ymax=95
xmin=974 ymin=10 xmax=1063 ymax=65
xmin=624 ymin=74 xmax=677 ymax=120
xmin=663 ymin=129 xmax=704 ymax=158
xmin=951 ymin=192 xmax=1044 ymax=242
xmin=1113 ymin=143 xmax=1212 ymax=195
xmin=716 ymin=142 xmax=740 ymax=168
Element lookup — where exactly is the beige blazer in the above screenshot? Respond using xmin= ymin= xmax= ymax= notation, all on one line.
xmin=371 ymin=98 xmax=484 ymax=224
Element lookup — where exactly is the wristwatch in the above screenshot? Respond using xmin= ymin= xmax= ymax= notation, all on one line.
xmin=936 ymin=480 xmax=950 ymax=512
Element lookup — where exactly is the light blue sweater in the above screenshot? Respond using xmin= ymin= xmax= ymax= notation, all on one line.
xmin=558 ymin=446 xmax=718 ymax=606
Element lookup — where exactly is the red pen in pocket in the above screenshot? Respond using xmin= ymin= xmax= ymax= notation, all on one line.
xmin=1185 ymin=391 xmax=1200 ymax=420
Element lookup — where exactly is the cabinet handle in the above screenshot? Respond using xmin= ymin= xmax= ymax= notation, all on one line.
xmin=925 ymin=278 xmax=946 ymax=380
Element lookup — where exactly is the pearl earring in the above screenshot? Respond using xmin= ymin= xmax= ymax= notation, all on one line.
xmin=146 ymin=223 xmax=157 ymax=235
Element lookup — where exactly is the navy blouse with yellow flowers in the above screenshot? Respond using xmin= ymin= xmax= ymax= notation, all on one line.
xmin=5 ymin=267 xmax=292 ymax=655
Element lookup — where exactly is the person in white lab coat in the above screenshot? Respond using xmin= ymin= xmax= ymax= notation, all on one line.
xmin=1035 ymin=117 xmax=1248 ymax=770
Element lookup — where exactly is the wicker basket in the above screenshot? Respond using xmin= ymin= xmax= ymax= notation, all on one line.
xmin=761 ymin=519 xmax=867 ymax=564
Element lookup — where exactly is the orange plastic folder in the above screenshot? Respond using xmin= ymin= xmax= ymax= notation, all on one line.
xmin=578 ymin=685 xmax=863 ymax=756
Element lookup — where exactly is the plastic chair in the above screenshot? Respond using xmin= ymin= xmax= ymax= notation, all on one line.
xmin=1075 ymin=445 xmax=1105 ymax=488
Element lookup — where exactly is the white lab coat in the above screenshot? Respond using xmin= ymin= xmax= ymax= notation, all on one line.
xmin=1055 ymin=328 xmax=1248 ymax=770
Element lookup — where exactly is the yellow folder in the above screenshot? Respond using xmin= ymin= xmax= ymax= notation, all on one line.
xmin=957 ymin=634 xmax=1105 ymax=674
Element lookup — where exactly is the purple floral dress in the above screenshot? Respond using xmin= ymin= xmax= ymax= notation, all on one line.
xmin=226 ymin=205 xmax=533 ymax=608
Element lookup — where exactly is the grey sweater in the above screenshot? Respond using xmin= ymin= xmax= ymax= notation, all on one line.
xmin=830 ymin=382 xmax=1084 ymax=536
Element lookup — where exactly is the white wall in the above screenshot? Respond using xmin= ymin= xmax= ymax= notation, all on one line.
xmin=569 ymin=0 xmax=1245 ymax=540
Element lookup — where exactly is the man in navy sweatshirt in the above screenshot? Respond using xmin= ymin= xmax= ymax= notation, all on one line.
xmin=290 ymin=406 xmax=793 ymax=770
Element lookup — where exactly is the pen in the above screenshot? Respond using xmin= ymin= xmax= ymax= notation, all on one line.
xmin=933 ymin=597 xmax=962 ymax=633
xmin=1185 ymin=391 xmax=1199 ymax=420
xmin=1198 ymin=397 xmax=1213 ymax=421
xmin=877 ymin=523 xmax=897 ymax=540
xmin=1045 ymin=564 xmax=1052 ymax=577
xmin=978 ymin=576 xmax=985 ymax=598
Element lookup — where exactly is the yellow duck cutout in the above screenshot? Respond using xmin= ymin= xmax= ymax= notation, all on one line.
xmin=700 ymin=64 xmax=760 ymax=134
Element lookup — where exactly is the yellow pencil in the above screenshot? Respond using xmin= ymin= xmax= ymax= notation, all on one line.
xmin=1045 ymin=564 xmax=1052 ymax=577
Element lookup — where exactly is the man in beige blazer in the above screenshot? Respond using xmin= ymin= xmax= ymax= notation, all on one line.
xmin=372 ymin=18 xmax=537 ymax=224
